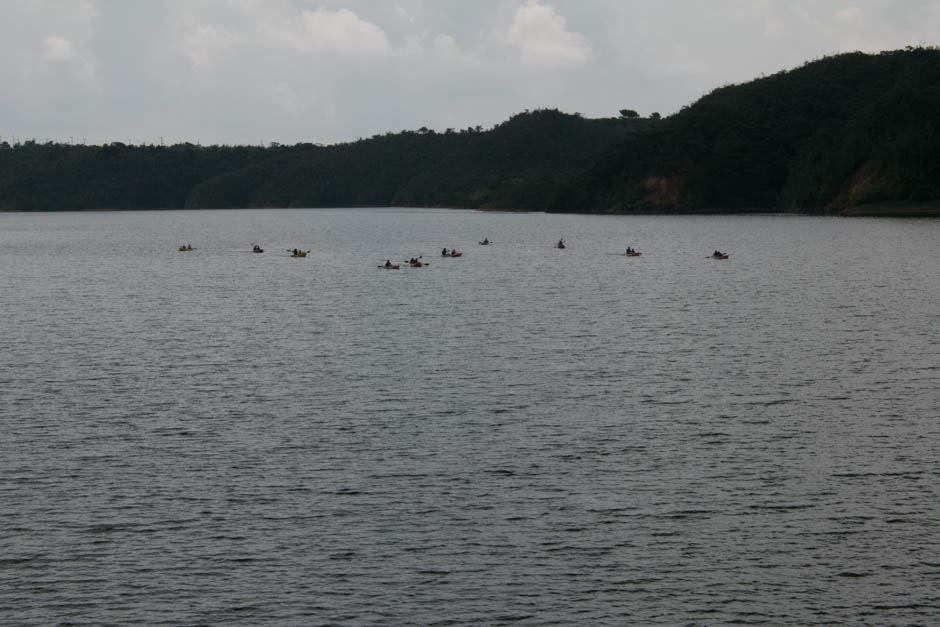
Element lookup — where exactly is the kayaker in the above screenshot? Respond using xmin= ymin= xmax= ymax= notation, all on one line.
xmin=442 ymin=247 xmax=448 ymax=255
xmin=385 ymin=259 xmax=392 ymax=267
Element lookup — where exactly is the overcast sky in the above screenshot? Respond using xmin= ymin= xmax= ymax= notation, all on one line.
xmin=2 ymin=0 xmax=937 ymax=146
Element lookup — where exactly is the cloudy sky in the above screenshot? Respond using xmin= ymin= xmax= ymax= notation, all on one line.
xmin=2 ymin=0 xmax=937 ymax=146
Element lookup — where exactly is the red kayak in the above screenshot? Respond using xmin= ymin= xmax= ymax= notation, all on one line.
xmin=379 ymin=264 xmax=400 ymax=270
xmin=626 ymin=252 xmax=642 ymax=256
xmin=442 ymin=252 xmax=462 ymax=257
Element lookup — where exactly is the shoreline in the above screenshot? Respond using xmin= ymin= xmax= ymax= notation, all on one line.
xmin=3 ymin=202 xmax=939 ymax=217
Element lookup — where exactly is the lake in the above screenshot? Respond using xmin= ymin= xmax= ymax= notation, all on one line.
xmin=1 ymin=208 xmax=938 ymax=625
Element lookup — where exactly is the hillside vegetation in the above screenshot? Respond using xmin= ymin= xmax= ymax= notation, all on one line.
xmin=0 ymin=110 xmax=649 ymax=211
xmin=1 ymin=48 xmax=937 ymax=214
xmin=549 ymin=47 xmax=940 ymax=214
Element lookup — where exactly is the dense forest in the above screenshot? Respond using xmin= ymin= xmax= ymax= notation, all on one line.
xmin=549 ymin=47 xmax=940 ymax=215
xmin=0 ymin=110 xmax=651 ymax=211
xmin=1 ymin=47 xmax=937 ymax=214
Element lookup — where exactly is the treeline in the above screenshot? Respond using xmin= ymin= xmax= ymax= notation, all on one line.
xmin=549 ymin=47 xmax=940 ymax=214
xmin=0 ymin=109 xmax=652 ymax=211
xmin=1 ymin=48 xmax=938 ymax=214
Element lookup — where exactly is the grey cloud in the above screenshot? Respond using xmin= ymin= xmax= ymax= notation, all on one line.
xmin=1 ymin=0 xmax=935 ymax=146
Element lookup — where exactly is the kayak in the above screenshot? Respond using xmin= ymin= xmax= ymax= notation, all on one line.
xmin=442 ymin=252 xmax=462 ymax=257
xmin=178 ymin=246 xmax=194 ymax=251
xmin=479 ymin=240 xmax=490 ymax=245
xmin=290 ymin=251 xmax=308 ymax=257
xmin=626 ymin=252 xmax=642 ymax=256
xmin=711 ymin=254 xmax=729 ymax=260
xmin=410 ymin=262 xmax=425 ymax=268
xmin=379 ymin=264 xmax=400 ymax=270
xmin=556 ymin=243 xmax=566 ymax=249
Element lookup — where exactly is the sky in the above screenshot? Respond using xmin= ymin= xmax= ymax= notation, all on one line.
xmin=1 ymin=0 xmax=938 ymax=146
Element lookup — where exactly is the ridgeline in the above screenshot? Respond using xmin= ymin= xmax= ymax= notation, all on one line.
xmin=1 ymin=47 xmax=937 ymax=215
xmin=548 ymin=47 xmax=940 ymax=216
xmin=0 ymin=110 xmax=650 ymax=212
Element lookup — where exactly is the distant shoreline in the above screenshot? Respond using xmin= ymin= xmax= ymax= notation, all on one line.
xmin=837 ymin=202 xmax=940 ymax=217
xmin=3 ymin=203 xmax=938 ymax=217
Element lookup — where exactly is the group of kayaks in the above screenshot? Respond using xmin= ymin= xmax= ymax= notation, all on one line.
xmin=178 ymin=244 xmax=311 ymax=257
xmin=558 ymin=242 xmax=729 ymax=260
xmin=379 ymin=247 xmax=467 ymax=269
xmin=379 ymin=238 xmax=731 ymax=269
xmin=179 ymin=239 xmax=729 ymax=264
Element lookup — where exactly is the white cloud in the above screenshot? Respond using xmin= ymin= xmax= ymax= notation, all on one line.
xmin=296 ymin=7 xmax=391 ymax=55
xmin=504 ymin=0 xmax=591 ymax=68
xmin=42 ymin=35 xmax=76 ymax=60
xmin=39 ymin=33 xmax=95 ymax=79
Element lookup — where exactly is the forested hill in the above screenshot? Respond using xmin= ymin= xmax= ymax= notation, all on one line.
xmin=548 ymin=47 xmax=940 ymax=215
xmin=0 ymin=109 xmax=651 ymax=211
xmin=2 ymin=48 xmax=937 ymax=214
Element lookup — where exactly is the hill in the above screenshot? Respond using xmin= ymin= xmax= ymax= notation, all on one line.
xmin=548 ymin=47 xmax=940 ymax=215
xmin=0 ymin=110 xmax=650 ymax=211
xmin=1 ymin=48 xmax=937 ymax=214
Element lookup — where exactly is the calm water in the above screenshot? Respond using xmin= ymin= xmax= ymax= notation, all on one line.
xmin=1 ymin=208 xmax=938 ymax=626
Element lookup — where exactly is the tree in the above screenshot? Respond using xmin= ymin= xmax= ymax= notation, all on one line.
xmin=619 ymin=109 xmax=639 ymax=118
xmin=649 ymin=112 xmax=661 ymax=120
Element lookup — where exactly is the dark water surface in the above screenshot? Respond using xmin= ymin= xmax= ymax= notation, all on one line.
xmin=1 ymin=209 xmax=938 ymax=625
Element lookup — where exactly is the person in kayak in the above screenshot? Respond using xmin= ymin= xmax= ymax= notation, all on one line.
xmin=385 ymin=259 xmax=393 ymax=267
xmin=442 ymin=248 xmax=448 ymax=255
